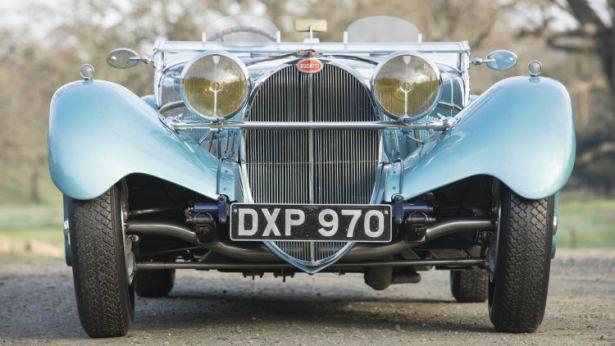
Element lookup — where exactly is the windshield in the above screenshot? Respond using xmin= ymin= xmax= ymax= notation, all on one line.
xmin=205 ymin=15 xmax=279 ymax=45
xmin=346 ymin=16 xmax=421 ymax=43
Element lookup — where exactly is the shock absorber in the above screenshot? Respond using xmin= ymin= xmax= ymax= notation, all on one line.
xmin=391 ymin=195 xmax=435 ymax=241
xmin=403 ymin=213 xmax=436 ymax=241
xmin=185 ymin=195 xmax=230 ymax=242
xmin=185 ymin=208 xmax=216 ymax=242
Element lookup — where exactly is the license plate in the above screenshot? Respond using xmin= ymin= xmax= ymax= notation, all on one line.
xmin=230 ymin=204 xmax=392 ymax=242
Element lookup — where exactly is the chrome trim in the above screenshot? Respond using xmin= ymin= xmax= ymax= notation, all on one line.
xmin=438 ymin=101 xmax=463 ymax=112
xmin=246 ymin=58 xmax=374 ymax=113
xmin=153 ymin=40 xmax=471 ymax=108
xmin=238 ymin=160 xmax=254 ymax=203
xmin=307 ymin=72 xmax=315 ymax=203
xmin=159 ymin=100 xmax=183 ymax=113
xmin=120 ymin=181 xmax=135 ymax=285
xmin=320 ymin=54 xmax=379 ymax=65
xmin=371 ymin=51 xmax=443 ymax=121
xmin=247 ymin=61 xmax=296 ymax=108
xmin=155 ymin=41 xmax=472 ymax=54
xmin=324 ymin=59 xmax=373 ymax=92
xmin=179 ymin=50 xmax=251 ymax=121
xmin=160 ymin=60 xmax=188 ymax=76
xmin=63 ymin=219 xmax=70 ymax=237
xmin=243 ymin=63 xmax=380 ymax=273
xmin=157 ymin=54 xmax=466 ymax=123
xmin=160 ymin=57 xmax=380 ymax=119
xmin=166 ymin=119 xmax=451 ymax=130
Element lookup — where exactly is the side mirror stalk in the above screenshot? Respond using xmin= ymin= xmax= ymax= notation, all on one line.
xmin=128 ymin=55 xmax=153 ymax=65
xmin=471 ymin=58 xmax=495 ymax=65
xmin=106 ymin=48 xmax=151 ymax=69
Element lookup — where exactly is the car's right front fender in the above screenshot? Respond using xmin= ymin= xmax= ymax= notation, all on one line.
xmin=48 ymin=79 xmax=226 ymax=201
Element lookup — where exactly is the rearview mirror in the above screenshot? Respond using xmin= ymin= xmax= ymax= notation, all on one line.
xmin=106 ymin=48 xmax=140 ymax=69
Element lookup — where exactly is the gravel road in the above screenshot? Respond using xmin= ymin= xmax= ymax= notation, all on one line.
xmin=1 ymin=249 xmax=614 ymax=345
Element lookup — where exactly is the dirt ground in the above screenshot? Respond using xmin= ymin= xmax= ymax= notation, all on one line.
xmin=0 ymin=249 xmax=614 ymax=345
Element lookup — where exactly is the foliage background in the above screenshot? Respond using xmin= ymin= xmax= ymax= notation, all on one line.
xmin=0 ymin=0 xmax=613 ymax=254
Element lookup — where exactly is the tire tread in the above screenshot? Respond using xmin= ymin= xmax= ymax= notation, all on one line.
xmin=135 ymin=270 xmax=175 ymax=298
xmin=451 ymin=270 xmax=488 ymax=303
xmin=69 ymin=188 xmax=133 ymax=338
xmin=490 ymin=190 xmax=552 ymax=333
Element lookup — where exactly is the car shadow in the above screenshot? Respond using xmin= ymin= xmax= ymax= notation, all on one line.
xmin=131 ymin=287 xmax=491 ymax=334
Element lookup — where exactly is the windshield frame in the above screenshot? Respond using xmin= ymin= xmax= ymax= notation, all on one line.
xmin=345 ymin=16 xmax=422 ymax=43
xmin=204 ymin=15 xmax=280 ymax=45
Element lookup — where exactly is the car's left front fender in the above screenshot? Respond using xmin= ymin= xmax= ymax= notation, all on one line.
xmin=391 ymin=76 xmax=575 ymax=201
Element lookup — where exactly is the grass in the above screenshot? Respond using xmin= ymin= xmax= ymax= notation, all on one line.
xmin=0 ymin=190 xmax=613 ymax=258
xmin=0 ymin=204 xmax=64 ymax=258
xmin=557 ymin=191 xmax=615 ymax=248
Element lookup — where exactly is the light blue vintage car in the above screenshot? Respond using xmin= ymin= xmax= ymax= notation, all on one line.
xmin=49 ymin=16 xmax=575 ymax=337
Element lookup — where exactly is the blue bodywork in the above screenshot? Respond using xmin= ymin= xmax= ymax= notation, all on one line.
xmin=49 ymin=75 xmax=574 ymax=204
xmin=388 ymin=76 xmax=575 ymax=201
xmin=49 ymin=80 xmax=225 ymax=201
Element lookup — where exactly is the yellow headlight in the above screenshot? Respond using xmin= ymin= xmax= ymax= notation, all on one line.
xmin=372 ymin=54 xmax=440 ymax=119
xmin=181 ymin=53 xmax=249 ymax=120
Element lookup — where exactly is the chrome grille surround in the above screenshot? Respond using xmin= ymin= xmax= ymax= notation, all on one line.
xmin=244 ymin=62 xmax=381 ymax=273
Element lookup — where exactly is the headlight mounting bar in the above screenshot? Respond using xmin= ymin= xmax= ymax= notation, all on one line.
xmin=165 ymin=119 xmax=453 ymax=131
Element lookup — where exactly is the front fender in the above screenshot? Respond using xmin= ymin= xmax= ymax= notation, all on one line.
xmin=396 ymin=76 xmax=575 ymax=200
xmin=49 ymin=80 xmax=222 ymax=200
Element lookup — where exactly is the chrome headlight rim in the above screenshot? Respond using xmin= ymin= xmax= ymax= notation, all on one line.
xmin=179 ymin=50 xmax=250 ymax=121
xmin=370 ymin=51 xmax=442 ymax=121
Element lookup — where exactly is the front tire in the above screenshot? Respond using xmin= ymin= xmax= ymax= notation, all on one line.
xmin=68 ymin=185 xmax=135 ymax=338
xmin=135 ymin=269 xmax=175 ymax=298
xmin=488 ymin=188 xmax=554 ymax=333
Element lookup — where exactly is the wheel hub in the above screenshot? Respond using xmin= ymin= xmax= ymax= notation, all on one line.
xmin=120 ymin=183 xmax=135 ymax=285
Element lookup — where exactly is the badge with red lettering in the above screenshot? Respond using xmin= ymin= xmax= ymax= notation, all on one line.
xmin=296 ymin=58 xmax=324 ymax=74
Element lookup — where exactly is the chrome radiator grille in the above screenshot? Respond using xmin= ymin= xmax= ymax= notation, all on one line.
xmin=246 ymin=64 xmax=379 ymax=203
xmin=245 ymin=63 xmax=380 ymax=269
